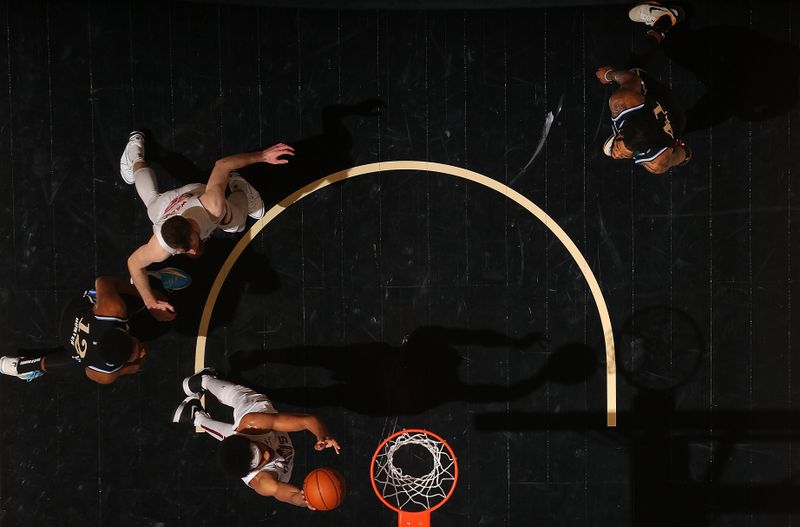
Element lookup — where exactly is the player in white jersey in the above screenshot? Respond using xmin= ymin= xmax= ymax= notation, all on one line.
xmin=173 ymin=370 xmax=340 ymax=508
xmin=119 ymin=131 xmax=294 ymax=316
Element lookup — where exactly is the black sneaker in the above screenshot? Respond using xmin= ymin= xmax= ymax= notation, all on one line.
xmin=172 ymin=395 xmax=207 ymax=424
xmin=182 ymin=367 xmax=217 ymax=397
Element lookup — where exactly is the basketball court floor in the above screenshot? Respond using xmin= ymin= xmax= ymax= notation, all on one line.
xmin=1 ymin=0 xmax=798 ymax=525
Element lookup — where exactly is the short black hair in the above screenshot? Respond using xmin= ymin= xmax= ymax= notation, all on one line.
xmin=217 ymin=435 xmax=254 ymax=478
xmin=619 ymin=111 xmax=671 ymax=154
xmin=97 ymin=328 xmax=134 ymax=368
xmin=161 ymin=216 xmax=194 ymax=251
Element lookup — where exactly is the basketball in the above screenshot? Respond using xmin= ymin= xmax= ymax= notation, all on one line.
xmin=303 ymin=467 xmax=346 ymax=511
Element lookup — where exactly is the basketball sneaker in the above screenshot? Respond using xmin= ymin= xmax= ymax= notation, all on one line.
xmin=0 ymin=356 xmax=44 ymax=382
xmin=182 ymin=367 xmax=217 ymax=397
xmin=228 ymin=172 xmax=265 ymax=220
xmin=120 ymin=131 xmax=145 ymax=184
xmin=146 ymin=267 xmax=192 ymax=292
xmin=602 ymin=135 xmax=616 ymax=157
xmin=628 ymin=2 xmax=684 ymax=28
xmin=172 ymin=395 xmax=209 ymax=424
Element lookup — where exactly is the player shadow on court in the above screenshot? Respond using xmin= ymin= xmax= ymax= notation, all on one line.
xmin=654 ymin=23 xmax=800 ymax=133
xmin=141 ymin=98 xmax=385 ymax=205
xmin=476 ymin=306 xmax=800 ymax=525
xmin=237 ymin=98 xmax=386 ymax=204
xmin=228 ymin=326 xmax=596 ymax=416
xmin=155 ymin=238 xmax=280 ymax=336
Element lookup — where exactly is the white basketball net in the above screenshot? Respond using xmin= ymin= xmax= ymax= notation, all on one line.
xmin=372 ymin=431 xmax=457 ymax=512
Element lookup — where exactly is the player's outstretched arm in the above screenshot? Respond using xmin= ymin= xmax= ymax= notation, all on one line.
xmin=597 ymin=66 xmax=646 ymax=119
xmin=239 ymin=412 xmax=341 ymax=454
xmin=297 ymin=414 xmax=341 ymax=453
xmin=128 ymin=237 xmax=175 ymax=314
xmin=596 ymin=66 xmax=641 ymax=90
xmin=201 ymin=143 xmax=295 ymax=218
xmin=95 ymin=275 xmax=174 ymax=322
xmin=250 ymin=473 xmax=311 ymax=508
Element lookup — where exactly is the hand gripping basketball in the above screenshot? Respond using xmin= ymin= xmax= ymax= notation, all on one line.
xmin=303 ymin=468 xmax=346 ymax=511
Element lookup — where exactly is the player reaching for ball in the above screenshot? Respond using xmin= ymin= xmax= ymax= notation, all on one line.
xmin=172 ymin=370 xmax=340 ymax=508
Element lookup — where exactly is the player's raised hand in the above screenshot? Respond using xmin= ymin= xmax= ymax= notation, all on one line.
xmin=315 ymin=437 xmax=341 ymax=454
xmin=261 ymin=143 xmax=295 ymax=164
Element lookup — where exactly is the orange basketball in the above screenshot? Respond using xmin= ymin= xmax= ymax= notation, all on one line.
xmin=303 ymin=467 xmax=346 ymax=511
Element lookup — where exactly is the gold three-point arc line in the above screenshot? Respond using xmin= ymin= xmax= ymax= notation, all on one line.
xmin=194 ymin=161 xmax=617 ymax=427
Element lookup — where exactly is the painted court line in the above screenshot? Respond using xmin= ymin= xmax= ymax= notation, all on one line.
xmin=195 ymin=161 xmax=617 ymax=428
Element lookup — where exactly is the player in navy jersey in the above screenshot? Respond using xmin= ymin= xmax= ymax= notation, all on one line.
xmin=0 ymin=276 xmax=172 ymax=384
xmin=596 ymin=2 xmax=691 ymax=174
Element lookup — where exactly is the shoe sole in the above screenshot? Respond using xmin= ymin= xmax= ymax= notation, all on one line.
xmin=249 ymin=204 xmax=266 ymax=220
xmin=172 ymin=395 xmax=199 ymax=423
xmin=146 ymin=267 xmax=192 ymax=292
xmin=603 ymin=135 xmax=616 ymax=157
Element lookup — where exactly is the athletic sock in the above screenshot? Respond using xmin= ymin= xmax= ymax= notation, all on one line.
xmin=16 ymin=357 xmax=45 ymax=375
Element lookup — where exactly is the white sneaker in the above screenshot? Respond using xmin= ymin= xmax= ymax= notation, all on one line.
xmin=603 ymin=135 xmax=616 ymax=157
xmin=172 ymin=395 xmax=209 ymax=425
xmin=182 ymin=367 xmax=217 ymax=396
xmin=628 ymin=2 xmax=681 ymax=27
xmin=0 ymin=356 xmax=43 ymax=382
xmin=120 ymin=131 xmax=145 ymax=184
xmin=228 ymin=172 xmax=265 ymax=219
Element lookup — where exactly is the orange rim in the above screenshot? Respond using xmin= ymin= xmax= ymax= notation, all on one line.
xmin=369 ymin=428 xmax=459 ymax=514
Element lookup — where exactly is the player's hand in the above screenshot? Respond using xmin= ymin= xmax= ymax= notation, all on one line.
xmin=315 ymin=437 xmax=341 ymax=454
xmin=261 ymin=143 xmax=295 ymax=165
xmin=149 ymin=291 xmax=177 ymax=321
xmin=596 ymin=66 xmax=614 ymax=84
xmin=146 ymin=299 xmax=175 ymax=314
xmin=300 ymin=490 xmax=316 ymax=510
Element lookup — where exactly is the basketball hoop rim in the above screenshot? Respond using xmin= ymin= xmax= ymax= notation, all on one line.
xmin=369 ymin=428 xmax=459 ymax=514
